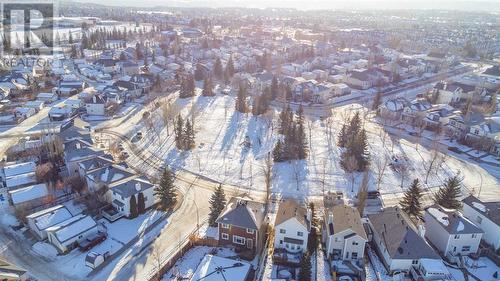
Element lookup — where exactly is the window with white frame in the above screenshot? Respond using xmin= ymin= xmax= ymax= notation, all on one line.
xmin=352 ymin=241 xmax=359 ymax=245
xmin=454 ymin=234 xmax=460 ymax=239
xmin=246 ymin=228 xmax=255 ymax=234
xmin=221 ymin=223 xmax=230 ymax=229
xmin=462 ymin=246 xmax=471 ymax=252
xmin=233 ymin=235 xmax=246 ymax=245
xmin=297 ymin=231 xmax=303 ymax=237
xmin=472 ymin=234 xmax=477 ymax=238
xmin=221 ymin=233 xmax=229 ymax=240
xmin=280 ymin=229 xmax=286 ymax=234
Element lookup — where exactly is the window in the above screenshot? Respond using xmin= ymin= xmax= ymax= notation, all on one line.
xmin=246 ymin=228 xmax=255 ymax=234
xmin=476 ymin=216 xmax=482 ymax=224
xmin=221 ymin=223 xmax=230 ymax=229
xmin=412 ymin=260 xmax=418 ymax=265
xmin=352 ymin=241 xmax=359 ymax=246
xmin=233 ymin=235 xmax=246 ymax=245
xmin=121 ymin=195 xmax=124 ymax=200
xmin=352 ymin=252 xmax=358 ymax=259
xmin=221 ymin=233 xmax=229 ymax=240
xmin=297 ymin=231 xmax=304 ymax=237
xmin=335 ymin=237 xmax=338 ymax=242
xmin=472 ymin=234 xmax=477 ymax=238
xmin=280 ymin=240 xmax=283 ymax=244
xmin=280 ymin=229 xmax=286 ymax=234
xmin=454 ymin=235 xmax=460 ymax=239
xmin=462 ymin=246 xmax=471 ymax=252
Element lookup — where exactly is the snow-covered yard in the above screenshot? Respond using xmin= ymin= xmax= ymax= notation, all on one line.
xmin=113 ymin=91 xmax=500 ymax=202
xmin=27 ymin=209 xmax=166 ymax=279
xmin=447 ymin=257 xmax=499 ymax=281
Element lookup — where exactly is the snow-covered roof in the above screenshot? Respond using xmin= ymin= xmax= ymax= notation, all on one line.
xmin=426 ymin=204 xmax=483 ymax=234
xmin=189 ymin=255 xmax=251 ymax=281
xmin=5 ymin=172 xmax=37 ymax=189
xmin=26 ymin=205 xmax=73 ymax=231
xmin=8 ymin=183 xmax=48 ymax=205
xmin=46 ymin=214 xmax=97 ymax=243
xmin=2 ymin=162 xmax=36 ymax=178
xmin=419 ymin=259 xmax=449 ymax=275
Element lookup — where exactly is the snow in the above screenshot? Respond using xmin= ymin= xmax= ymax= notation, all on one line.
xmin=100 ymin=209 xmax=164 ymax=244
xmin=199 ymin=225 xmax=218 ymax=239
xmin=317 ymin=250 xmax=333 ymax=281
xmin=9 ymin=183 xmax=48 ymax=204
xmin=27 ymin=205 xmax=73 ymax=231
xmin=2 ymin=161 xmax=36 ymax=178
xmin=472 ymin=202 xmax=486 ymax=212
xmin=427 ymin=207 xmax=449 ymax=226
xmin=447 ymin=257 xmax=499 ymax=281
xmin=46 ymin=214 xmax=97 ymax=242
xmin=420 ymin=258 xmax=449 ymax=274
xmin=456 ymin=221 xmax=465 ymax=232
xmin=0 ymin=213 xmax=19 ymax=226
xmin=5 ymin=172 xmax=37 ymax=189
xmin=32 ymin=242 xmax=58 ymax=259
xmin=109 ymin=93 xmax=500 ymax=203
xmin=188 ymin=254 xmax=251 ymax=281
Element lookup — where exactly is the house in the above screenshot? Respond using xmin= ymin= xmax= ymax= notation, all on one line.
xmin=274 ymin=199 xmax=311 ymax=254
xmin=107 ymin=177 xmax=156 ymax=219
xmin=189 ymin=255 xmax=251 ymax=281
xmin=367 ymin=207 xmax=441 ymax=275
xmin=46 ymin=214 xmax=99 ymax=253
xmin=379 ymin=98 xmax=408 ymax=121
xmin=332 ymin=83 xmax=351 ymax=97
xmin=323 ymin=205 xmax=367 ymax=261
xmin=26 ymin=205 xmax=74 ymax=239
xmin=424 ymin=205 xmax=483 ymax=259
xmin=14 ymin=107 xmax=36 ymax=119
xmin=76 ymin=155 xmax=114 ymax=178
xmin=85 ymin=95 xmax=106 ymax=116
xmin=64 ymin=138 xmax=105 ymax=177
xmin=24 ymin=100 xmax=45 ymax=112
xmin=84 ymin=164 xmax=135 ymax=193
xmin=4 ymin=173 xmax=37 ymax=190
xmin=462 ymin=195 xmax=500 ymax=250
xmin=216 ymin=198 xmax=266 ymax=255
xmin=8 ymin=183 xmax=49 ymax=208
xmin=1 ymin=162 xmax=36 ymax=183
xmin=0 ymin=259 xmax=29 ymax=281
xmin=48 ymin=105 xmax=77 ymax=121
xmin=36 ymin=92 xmax=58 ymax=103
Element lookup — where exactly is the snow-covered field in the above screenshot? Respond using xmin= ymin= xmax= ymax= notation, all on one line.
xmin=114 ymin=90 xmax=499 ymax=202
xmin=447 ymin=257 xmax=499 ymax=281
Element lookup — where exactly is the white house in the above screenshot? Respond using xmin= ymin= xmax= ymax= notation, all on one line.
xmin=85 ymin=95 xmax=106 ymax=116
xmin=323 ymin=205 xmax=367 ymax=261
xmin=424 ymin=205 xmax=483 ymax=259
xmin=108 ymin=177 xmax=156 ymax=218
xmin=46 ymin=214 xmax=99 ymax=253
xmin=36 ymin=92 xmax=58 ymax=103
xmin=462 ymin=195 xmax=500 ymax=250
xmin=26 ymin=205 xmax=74 ymax=239
xmin=367 ymin=207 xmax=442 ymax=275
xmin=1 ymin=162 xmax=36 ymax=183
xmin=274 ymin=199 xmax=311 ymax=254
xmin=8 ymin=183 xmax=49 ymax=208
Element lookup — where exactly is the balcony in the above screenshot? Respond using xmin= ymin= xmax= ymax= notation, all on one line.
xmin=101 ymin=205 xmax=124 ymax=222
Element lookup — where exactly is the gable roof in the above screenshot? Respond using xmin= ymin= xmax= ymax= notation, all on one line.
xmin=26 ymin=205 xmax=73 ymax=231
xmin=426 ymin=204 xmax=483 ymax=234
xmin=46 ymin=214 xmax=97 ymax=243
xmin=327 ymin=205 xmax=367 ymax=240
xmin=109 ymin=176 xmax=154 ymax=199
xmin=368 ymin=207 xmax=439 ymax=260
xmin=275 ymin=199 xmax=310 ymax=229
xmin=216 ymin=197 xmax=265 ymax=230
xmin=462 ymin=195 xmax=500 ymax=225
xmin=9 ymin=183 xmax=48 ymax=205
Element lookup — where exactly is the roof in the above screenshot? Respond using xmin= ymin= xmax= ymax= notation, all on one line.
xmin=78 ymin=155 xmax=114 ymax=172
xmin=46 ymin=214 xmax=97 ymax=243
xmin=5 ymin=172 xmax=36 ymax=189
xmin=462 ymin=195 xmax=500 ymax=226
xmin=327 ymin=205 xmax=367 ymax=240
xmin=483 ymin=65 xmax=500 ymax=77
xmin=275 ymin=199 xmax=310 ymax=229
xmin=368 ymin=207 xmax=439 ymax=260
xmin=216 ymin=198 xmax=265 ymax=230
xmin=0 ymin=259 xmax=27 ymax=280
xmin=26 ymin=205 xmax=73 ymax=231
xmin=86 ymin=165 xmax=134 ymax=185
xmin=2 ymin=161 xmax=36 ymax=178
xmin=426 ymin=204 xmax=483 ymax=234
xmin=109 ymin=177 xmax=154 ymax=199
xmin=9 ymin=183 xmax=48 ymax=205
xmin=189 ymin=255 xmax=251 ymax=281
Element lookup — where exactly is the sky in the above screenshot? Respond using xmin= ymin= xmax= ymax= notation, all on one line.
xmin=65 ymin=0 xmax=500 ymax=11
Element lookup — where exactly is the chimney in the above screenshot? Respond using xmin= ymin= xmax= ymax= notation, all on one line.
xmin=93 ymin=95 xmax=97 ymax=103
xmin=417 ymin=224 xmax=426 ymax=238
xmin=76 ymin=142 xmax=81 ymax=149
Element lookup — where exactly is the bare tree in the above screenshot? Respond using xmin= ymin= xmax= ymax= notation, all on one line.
xmin=161 ymin=102 xmax=171 ymax=135
xmin=344 ymin=155 xmax=359 ymax=192
xmin=425 ymin=139 xmax=445 ymax=184
xmin=374 ymin=155 xmax=389 ymax=191
xmin=293 ymin=162 xmax=302 ymax=191
xmin=357 ymin=171 xmax=369 ymax=216
xmin=151 ymin=246 xmax=163 ymax=281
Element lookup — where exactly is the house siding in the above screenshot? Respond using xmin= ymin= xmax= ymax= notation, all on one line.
xmin=462 ymin=204 xmax=500 ymax=250
xmin=274 ymin=218 xmax=308 ymax=253
xmin=218 ymin=224 xmax=258 ymax=252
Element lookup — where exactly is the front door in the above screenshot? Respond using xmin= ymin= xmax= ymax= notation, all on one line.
xmin=246 ymin=238 xmax=253 ymax=249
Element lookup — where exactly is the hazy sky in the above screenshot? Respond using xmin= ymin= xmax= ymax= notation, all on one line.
xmin=64 ymin=0 xmax=500 ymax=11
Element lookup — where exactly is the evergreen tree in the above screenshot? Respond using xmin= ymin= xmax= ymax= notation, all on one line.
xmin=180 ymin=75 xmax=195 ymax=98
xmin=400 ymin=179 xmax=424 ymax=219
xmin=353 ymin=128 xmax=370 ymax=171
xmin=208 ymin=184 xmax=226 ymax=226
xmin=296 ymin=105 xmax=308 ymax=159
xmin=68 ymin=32 xmax=73 ymax=44
xmin=214 ymin=58 xmax=223 ymax=79
xmin=235 ymin=84 xmax=248 ymax=113
xmin=273 ymin=140 xmax=284 ymax=162
xmin=434 ymin=175 xmax=463 ymax=209
xmin=184 ymin=119 xmax=195 ymax=150
xmin=155 ymin=168 xmax=177 ymax=210
xmin=372 ymin=91 xmax=382 ymax=111
xmin=194 ymin=63 xmax=204 ymax=81
xmin=298 ymin=252 xmax=312 ymax=281
xmin=138 ymin=192 xmax=146 ymax=214
xmin=202 ymin=77 xmax=214 ymax=96
xmin=337 ymin=123 xmax=348 ymax=147
xmin=225 ymin=55 xmax=235 ymax=79
xmin=129 ymin=195 xmax=138 ymax=218
xmin=175 ymin=115 xmax=184 ymax=149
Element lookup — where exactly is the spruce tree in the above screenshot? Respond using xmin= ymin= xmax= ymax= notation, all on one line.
xmin=225 ymin=55 xmax=235 ymax=79
xmin=337 ymin=123 xmax=348 ymax=147
xmin=353 ymin=128 xmax=370 ymax=171
xmin=175 ymin=115 xmax=184 ymax=149
xmin=296 ymin=105 xmax=308 ymax=159
xmin=214 ymin=58 xmax=223 ymax=79
xmin=129 ymin=195 xmax=138 ymax=218
xmin=194 ymin=63 xmax=204 ymax=81
xmin=273 ymin=140 xmax=284 ymax=162
xmin=400 ymin=179 xmax=424 ymax=219
xmin=155 ymin=168 xmax=177 ymax=210
xmin=434 ymin=175 xmax=463 ymax=209
xmin=208 ymin=184 xmax=227 ymax=226
xmin=202 ymin=77 xmax=214 ymax=96
xmin=184 ymin=119 xmax=195 ymax=150
xmin=298 ymin=252 xmax=312 ymax=281
xmin=138 ymin=192 xmax=146 ymax=214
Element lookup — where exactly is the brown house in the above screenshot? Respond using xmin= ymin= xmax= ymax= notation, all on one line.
xmin=216 ymin=198 xmax=266 ymax=255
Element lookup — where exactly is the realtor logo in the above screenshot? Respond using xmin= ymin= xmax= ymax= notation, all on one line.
xmin=1 ymin=1 xmax=54 ymax=55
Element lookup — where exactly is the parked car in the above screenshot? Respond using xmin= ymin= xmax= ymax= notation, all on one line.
xmin=78 ymin=232 xmax=107 ymax=252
